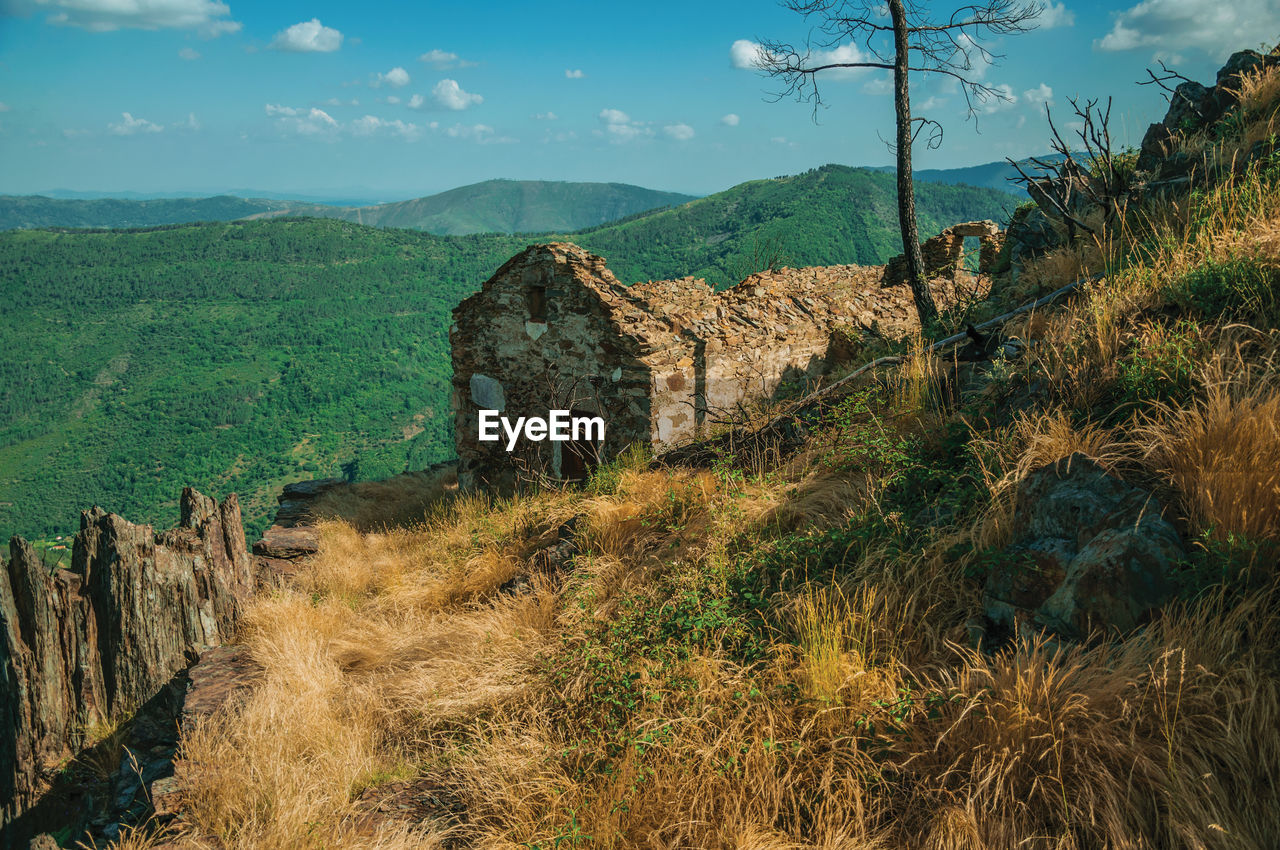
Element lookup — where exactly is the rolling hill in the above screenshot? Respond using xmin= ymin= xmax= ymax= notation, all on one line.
xmin=256 ymin=179 xmax=699 ymax=235
xmin=0 ymin=180 xmax=697 ymax=236
xmin=0 ymin=165 xmax=1017 ymax=543
xmin=0 ymin=195 xmax=294 ymax=230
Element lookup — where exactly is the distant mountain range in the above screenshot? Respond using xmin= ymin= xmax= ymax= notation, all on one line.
xmin=1 ymin=161 xmax=1035 ymax=235
xmin=245 ymin=180 xmax=699 ymax=236
xmin=1 ymin=181 xmax=697 ymax=235
xmin=867 ymin=156 xmax=1068 ymax=195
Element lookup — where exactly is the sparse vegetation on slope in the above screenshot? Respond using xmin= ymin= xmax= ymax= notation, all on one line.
xmin=141 ymin=55 xmax=1280 ymax=850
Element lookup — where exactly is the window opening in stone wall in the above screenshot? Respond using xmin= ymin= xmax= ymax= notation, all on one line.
xmin=963 ymin=236 xmax=981 ymax=272
xmin=526 ymin=285 xmax=548 ymax=322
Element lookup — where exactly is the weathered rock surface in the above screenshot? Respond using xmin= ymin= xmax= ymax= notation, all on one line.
xmin=150 ymin=644 xmax=259 ymax=825
xmin=984 ymin=453 xmax=1185 ymax=640
xmin=0 ymin=489 xmax=249 ymax=840
xmin=251 ymin=477 xmax=343 ymax=579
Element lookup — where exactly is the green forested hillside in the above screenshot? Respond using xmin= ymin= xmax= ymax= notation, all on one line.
xmin=0 ymin=195 xmax=294 ymax=230
xmin=574 ymin=164 xmax=1016 ymax=286
xmin=0 ymin=165 xmax=1018 ymax=542
xmin=0 ymin=220 xmax=526 ymax=541
xmin=259 ymin=179 xmax=698 ymax=235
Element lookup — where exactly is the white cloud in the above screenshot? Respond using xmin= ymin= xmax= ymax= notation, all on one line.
xmin=178 ymin=47 xmax=201 ymax=60
xmin=408 ymin=94 xmax=425 ymax=109
xmin=446 ymin=122 xmax=492 ymax=138
xmin=322 ymin=97 xmax=359 ymax=107
xmin=730 ymin=39 xmax=768 ymax=69
xmin=1096 ymin=0 xmax=1271 ymax=59
xmin=1023 ymin=83 xmax=1054 ymax=104
xmin=976 ymin=83 xmax=1018 ymax=113
xmin=108 ymin=112 xmax=163 ymax=135
xmin=270 ymin=18 xmax=343 ymax=53
xmin=813 ymin=43 xmax=871 ymax=79
xmin=444 ymin=122 xmax=515 ymax=143
xmin=663 ymin=122 xmax=695 ymax=140
xmin=383 ymin=95 xmax=400 ymax=104
xmin=374 ymin=66 xmax=410 ymax=88
xmin=532 ymin=111 xmax=558 ymax=120
xmin=172 ymin=112 xmax=200 ymax=130
xmin=565 ymin=69 xmax=585 ymax=79
xmin=430 ymin=79 xmax=483 ymax=110
xmin=0 ymin=102 xmax=9 ymax=112
xmin=419 ymin=49 xmax=476 ymax=70
xmin=720 ymin=113 xmax=740 ymax=126
xmin=733 ymin=39 xmax=866 ymax=78
xmin=1038 ymin=1 xmax=1075 ymax=28
xmin=598 ymin=108 xmax=652 ymax=143
xmin=266 ymin=104 xmax=339 ymax=135
xmin=350 ymin=115 xmax=419 ymax=139
xmin=32 ymin=0 xmax=239 ymax=35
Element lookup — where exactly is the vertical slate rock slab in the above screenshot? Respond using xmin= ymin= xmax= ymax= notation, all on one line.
xmin=1 ymin=538 xmax=106 ymax=824
xmin=1 ymin=489 xmax=250 ymax=837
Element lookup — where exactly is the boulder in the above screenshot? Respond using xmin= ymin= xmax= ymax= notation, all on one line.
xmin=984 ymin=453 xmax=1185 ymax=640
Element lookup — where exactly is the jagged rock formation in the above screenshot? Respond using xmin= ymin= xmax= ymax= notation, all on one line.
xmin=983 ymin=454 xmax=1185 ymax=641
xmin=1137 ymin=47 xmax=1280 ymax=178
xmin=1002 ymin=48 xmax=1280 ymax=280
xmin=0 ymin=489 xmax=250 ymax=836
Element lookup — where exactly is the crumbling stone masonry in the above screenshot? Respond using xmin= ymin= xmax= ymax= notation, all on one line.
xmin=883 ymin=219 xmax=1004 ymax=287
xmin=450 ymin=235 xmax=996 ymax=490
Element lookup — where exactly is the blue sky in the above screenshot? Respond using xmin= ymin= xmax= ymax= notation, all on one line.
xmin=0 ymin=0 xmax=1276 ymax=199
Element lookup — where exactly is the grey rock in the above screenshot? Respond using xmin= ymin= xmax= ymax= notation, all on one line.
xmin=984 ymin=453 xmax=1184 ymax=640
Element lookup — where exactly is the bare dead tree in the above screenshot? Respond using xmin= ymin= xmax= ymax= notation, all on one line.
xmin=758 ymin=0 xmax=1042 ymax=329
xmin=1007 ymin=96 xmax=1130 ymax=241
xmin=1138 ymin=60 xmax=1202 ymax=117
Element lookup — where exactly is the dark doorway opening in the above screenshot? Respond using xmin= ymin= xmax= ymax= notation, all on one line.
xmin=559 ymin=409 xmax=602 ymax=482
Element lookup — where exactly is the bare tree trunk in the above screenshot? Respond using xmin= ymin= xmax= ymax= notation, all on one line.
xmin=888 ymin=0 xmax=938 ymax=327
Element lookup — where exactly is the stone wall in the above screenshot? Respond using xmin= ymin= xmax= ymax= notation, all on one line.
xmin=451 ymin=244 xmax=654 ymax=490
xmin=883 ymin=220 xmax=1004 ymax=287
xmin=0 ymin=489 xmax=251 ymax=828
xmin=451 ymin=240 xmax=994 ymax=489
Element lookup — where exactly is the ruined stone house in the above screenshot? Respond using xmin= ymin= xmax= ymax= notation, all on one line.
xmin=450 ymin=222 xmax=1001 ymax=489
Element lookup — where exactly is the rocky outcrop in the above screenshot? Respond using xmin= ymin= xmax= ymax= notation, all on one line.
xmin=252 ymin=477 xmax=343 ymax=579
xmin=984 ymin=454 xmax=1185 ymax=641
xmin=1137 ymin=48 xmax=1280 ymax=178
xmin=1 ymin=489 xmax=250 ymax=837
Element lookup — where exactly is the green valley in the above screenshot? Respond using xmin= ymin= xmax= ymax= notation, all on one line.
xmin=0 ymin=165 xmax=1016 ymax=542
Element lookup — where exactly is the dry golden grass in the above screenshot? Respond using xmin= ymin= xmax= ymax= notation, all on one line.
xmin=309 ymin=463 xmax=459 ymax=531
xmin=152 ymin=85 xmax=1280 ymax=850
xmin=1140 ymin=347 xmax=1280 ymax=541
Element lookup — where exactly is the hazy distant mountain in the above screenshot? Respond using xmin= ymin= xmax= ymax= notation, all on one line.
xmin=1 ymin=180 xmax=697 ymax=235
xmin=866 ymin=158 xmax=1058 ymax=195
xmin=0 ymin=195 xmax=295 ymax=230
xmin=252 ymin=180 xmax=700 ymax=235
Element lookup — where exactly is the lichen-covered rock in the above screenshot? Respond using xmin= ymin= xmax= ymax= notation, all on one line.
xmin=984 ymin=453 xmax=1185 ymax=640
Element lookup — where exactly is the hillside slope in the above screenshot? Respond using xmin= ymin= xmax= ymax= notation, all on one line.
xmin=574 ymin=164 xmax=1017 ymax=286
